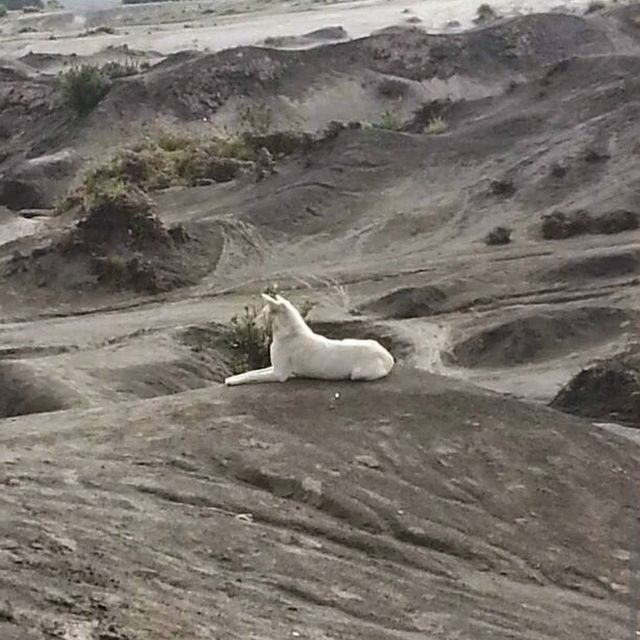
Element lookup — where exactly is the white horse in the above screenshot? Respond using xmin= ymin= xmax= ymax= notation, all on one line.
xmin=224 ymin=293 xmax=394 ymax=386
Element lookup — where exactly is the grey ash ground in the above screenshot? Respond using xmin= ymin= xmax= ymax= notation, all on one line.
xmin=1 ymin=3 xmax=640 ymax=639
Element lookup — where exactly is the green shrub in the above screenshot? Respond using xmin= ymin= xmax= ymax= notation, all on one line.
xmin=225 ymin=285 xmax=315 ymax=374
xmin=0 ymin=5 xmax=7 ymax=17
xmin=100 ymin=59 xmax=139 ymax=79
xmin=376 ymin=105 xmax=402 ymax=131
xmin=423 ymin=116 xmax=448 ymax=135
xmin=60 ymin=65 xmax=111 ymax=116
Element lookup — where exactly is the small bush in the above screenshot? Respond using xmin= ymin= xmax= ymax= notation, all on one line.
xmin=72 ymin=127 xmax=315 ymax=204
xmin=238 ymin=103 xmax=273 ymax=135
xmin=101 ymin=60 xmax=139 ymax=79
xmin=485 ymin=226 xmax=512 ymax=246
xmin=97 ymin=253 xmax=128 ymax=287
xmin=0 ymin=5 xmax=7 ymax=17
xmin=474 ymin=3 xmax=498 ymax=24
xmin=60 ymin=65 xmax=111 ymax=116
xmin=585 ymin=1 xmax=606 ymax=14
xmin=542 ymin=210 xmax=592 ymax=239
xmin=376 ymin=77 xmax=408 ymax=99
xmin=423 ymin=116 xmax=448 ymax=135
xmin=376 ymin=105 xmax=402 ymax=131
xmin=224 ymin=285 xmax=314 ymax=374
xmin=79 ymin=25 xmax=115 ymax=36
xmin=263 ymin=35 xmax=288 ymax=47
xmin=490 ymin=178 xmax=516 ymax=197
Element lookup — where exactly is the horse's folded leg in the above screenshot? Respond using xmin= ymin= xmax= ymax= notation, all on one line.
xmin=225 ymin=367 xmax=284 ymax=386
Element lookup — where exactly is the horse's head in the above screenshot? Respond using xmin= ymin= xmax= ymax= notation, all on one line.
xmin=260 ymin=293 xmax=309 ymax=337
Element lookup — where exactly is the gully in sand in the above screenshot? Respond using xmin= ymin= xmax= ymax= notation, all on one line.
xmin=224 ymin=294 xmax=394 ymax=386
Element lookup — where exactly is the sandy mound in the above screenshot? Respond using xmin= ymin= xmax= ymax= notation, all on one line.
xmin=0 ymin=369 xmax=635 ymax=639
xmin=357 ymin=285 xmax=448 ymax=319
xmin=551 ymin=347 xmax=640 ymax=427
xmin=6 ymin=186 xmax=223 ymax=297
xmin=0 ymin=361 xmax=79 ymax=418
xmin=449 ymin=307 xmax=635 ymax=368
xmin=542 ymin=250 xmax=640 ymax=282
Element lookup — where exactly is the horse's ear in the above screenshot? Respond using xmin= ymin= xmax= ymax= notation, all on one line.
xmin=261 ymin=293 xmax=280 ymax=307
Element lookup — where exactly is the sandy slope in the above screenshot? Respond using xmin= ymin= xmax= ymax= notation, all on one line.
xmin=1 ymin=369 xmax=637 ymax=640
xmin=0 ymin=4 xmax=640 ymax=639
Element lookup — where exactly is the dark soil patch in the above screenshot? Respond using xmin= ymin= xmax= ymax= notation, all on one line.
xmin=449 ymin=307 xmax=635 ymax=368
xmin=357 ymin=285 xmax=448 ymax=319
xmin=485 ymin=226 xmax=513 ymax=246
xmin=542 ymin=209 xmax=639 ymax=239
xmin=0 ymin=179 xmax=46 ymax=211
xmin=551 ymin=348 xmax=640 ymax=427
xmin=542 ymin=251 xmax=640 ymax=282
xmin=0 ymin=362 xmax=74 ymax=418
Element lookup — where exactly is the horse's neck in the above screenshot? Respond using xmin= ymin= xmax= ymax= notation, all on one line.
xmin=273 ymin=308 xmax=313 ymax=341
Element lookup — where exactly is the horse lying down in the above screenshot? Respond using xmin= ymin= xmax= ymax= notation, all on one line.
xmin=224 ymin=293 xmax=394 ymax=386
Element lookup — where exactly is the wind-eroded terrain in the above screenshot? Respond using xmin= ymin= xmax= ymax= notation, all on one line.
xmin=0 ymin=1 xmax=639 ymax=638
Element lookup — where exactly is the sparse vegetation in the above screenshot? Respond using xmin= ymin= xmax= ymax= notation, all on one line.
xmin=224 ymin=285 xmax=315 ymax=374
xmin=0 ymin=4 xmax=7 ymax=17
xmin=585 ymin=1 xmax=606 ymax=14
xmin=423 ymin=116 xmax=448 ymax=135
xmin=101 ymin=60 xmax=140 ymax=79
xmin=262 ymin=35 xmax=289 ymax=47
xmin=490 ymin=178 xmax=516 ymax=197
xmin=474 ymin=3 xmax=498 ymax=24
xmin=238 ymin=103 xmax=274 ymax=135
xmin=60 ymin=65 xmax=111 ymax=116
xmin=376 ymin=77 xmax=408 ymax=99
xmin=98 ymin=252 xmax=128 ymax=287
xmin=62 ymin=128 xmax=313 ymax=212
xmin=542 ymin=209 xmax=639 ymax=240
xmin=79 ymin=25 xmax=116 ymax=37
xmin=375 ymin=102 xmax=403 ymax=131
xmin=485 ymin=226 xmax=513 ymax=246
